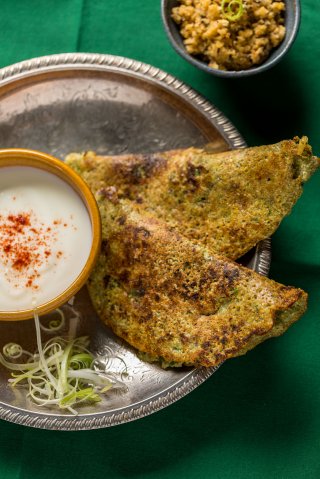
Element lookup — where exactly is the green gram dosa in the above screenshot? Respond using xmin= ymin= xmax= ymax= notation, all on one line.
xmin=66 ymin=137 xmax=318 ymax=367
xmin=86 ymin=196 xmax=307 ymax=368
xmin=66 ymin=136 xmax=319 ymax=260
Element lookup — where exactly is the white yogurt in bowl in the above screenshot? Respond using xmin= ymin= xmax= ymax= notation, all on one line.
xmin=0 ymin=149 xmax=101 ymax=320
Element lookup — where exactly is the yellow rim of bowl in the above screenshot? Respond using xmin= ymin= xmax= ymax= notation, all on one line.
xmin=0 ymin=148 xmax=101 ymax=321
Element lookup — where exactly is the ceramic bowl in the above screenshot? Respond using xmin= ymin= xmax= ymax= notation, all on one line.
xmin=162 ymin=0 xmax=301 ymax=77
xmin=0 ymin=148 xmax=101 ymax=321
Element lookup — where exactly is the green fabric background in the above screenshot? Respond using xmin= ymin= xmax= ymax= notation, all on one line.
xmin=0 ymin=1 xmax=319 ymax=478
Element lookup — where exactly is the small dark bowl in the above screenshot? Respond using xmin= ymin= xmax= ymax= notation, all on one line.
xmin=162 ymin=0 xmax=301 ymax=77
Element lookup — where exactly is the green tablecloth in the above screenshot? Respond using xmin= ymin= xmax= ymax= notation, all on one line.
xmin=0 ymin=1 xmax=319 ymax=478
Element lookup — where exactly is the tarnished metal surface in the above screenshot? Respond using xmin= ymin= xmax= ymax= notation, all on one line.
xmin=0 ymin=53 xmax=271 ymax=430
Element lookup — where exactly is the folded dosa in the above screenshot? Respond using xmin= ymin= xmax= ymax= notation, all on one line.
xmin=87 ymin=194 xmax=307 ymax=368
xmin=66 ymin=136 xmax=319 ymax=260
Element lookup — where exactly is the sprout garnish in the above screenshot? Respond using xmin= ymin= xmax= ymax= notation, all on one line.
xmin=0 ymin=308 xmax=124 ymax=415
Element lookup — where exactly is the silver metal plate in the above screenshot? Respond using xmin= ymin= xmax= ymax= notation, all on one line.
xmin=0 ymin=53 xmax=271 ymax=430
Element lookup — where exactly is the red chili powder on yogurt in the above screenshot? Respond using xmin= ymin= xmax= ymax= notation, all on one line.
xmin=0 ymin=211 xmax=64 ymax=289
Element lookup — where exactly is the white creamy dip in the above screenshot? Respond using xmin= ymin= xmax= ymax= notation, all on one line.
xmin=0 ymin=166 xmax=93 ymax=312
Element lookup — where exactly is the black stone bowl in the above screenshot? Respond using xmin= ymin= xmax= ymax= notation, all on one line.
xmin=162 ymin=0 xmax=301 ymax=77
